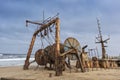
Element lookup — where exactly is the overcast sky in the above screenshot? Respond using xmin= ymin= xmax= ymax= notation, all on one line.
xmin=0 ymin=0 xmax=120 ymax=56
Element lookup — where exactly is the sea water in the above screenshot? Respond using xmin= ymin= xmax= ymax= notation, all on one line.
xmin=0 ymin=53 xmax=34 ymax=67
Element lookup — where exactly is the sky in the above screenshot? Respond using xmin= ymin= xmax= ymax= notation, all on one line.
xmin=0 ymin=0 xmax=120 ymax=57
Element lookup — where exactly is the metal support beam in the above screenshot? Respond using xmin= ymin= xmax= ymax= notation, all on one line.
xmin=23 ymin=17 xmax=59 ymax=70
xmin=23 ymin=35 xmax=36 ymax=70
xmin=55 ymin=18 xmax=62 ymax=76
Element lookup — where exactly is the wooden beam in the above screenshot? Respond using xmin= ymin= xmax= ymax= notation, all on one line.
xmin=23 ymin=17 xmax=59 ymax=70
xmin=1 ymin=77 xmax=34 ymax=80
xmin=34 ymin=18 xmax=58 ymax=35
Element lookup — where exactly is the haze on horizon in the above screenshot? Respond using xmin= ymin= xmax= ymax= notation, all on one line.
xmin=0 ymin=0 xmax=120 ymax=57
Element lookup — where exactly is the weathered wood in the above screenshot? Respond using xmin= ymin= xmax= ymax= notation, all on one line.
xmin=96 ymin=19 xmax=110 ymax=59
xmin=34 ymin=18 xmax=58 ymax=36
xmin=23 ymin=17 xmax=59 ymax=70
xmin=23 ymin=35 xmax=36 ymax=70
xmin=55 ymin=18 xmax=62 ymax=76
xmin=1 ymin=77 xmax=34 ymax=80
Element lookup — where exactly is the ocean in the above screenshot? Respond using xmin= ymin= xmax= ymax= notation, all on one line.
xmin=0 ymin=53 xmax=34 ymax=67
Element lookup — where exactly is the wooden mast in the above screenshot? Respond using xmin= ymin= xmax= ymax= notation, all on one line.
xmin=23 ymin=17 xmax=60 ymax=70
xmin=55 ymin=18 xmax=63 ymax=76
xmin=96 ymin=19 xmax=110 ymax=59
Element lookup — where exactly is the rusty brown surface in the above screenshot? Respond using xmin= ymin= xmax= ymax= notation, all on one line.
xmin=23 ymin=17 xmax=59 ymax=70
xmin=1 ymin=77 xmax=34 ymax=80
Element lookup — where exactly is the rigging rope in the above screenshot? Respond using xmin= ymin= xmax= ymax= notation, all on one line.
xmin=36 ymin=23 xmax=57 ymax=52
xmin=40 ymin=35 xmax=44 ymax=49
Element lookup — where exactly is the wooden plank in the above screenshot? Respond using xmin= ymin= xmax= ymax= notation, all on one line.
xmin=1 ymin=77 xmax=34 ymax=80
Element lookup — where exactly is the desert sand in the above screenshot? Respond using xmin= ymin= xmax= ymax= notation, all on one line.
xmin=0 ymin=65 xmax=120 ymax=80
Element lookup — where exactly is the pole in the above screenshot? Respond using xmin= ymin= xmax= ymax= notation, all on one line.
xmin=97 ymin=19 xmax=106 ymax=59
xmin=23 ymin=34 xmax=36 ymax=70
xmin=55 ymin=18 xmax=62 ymax=76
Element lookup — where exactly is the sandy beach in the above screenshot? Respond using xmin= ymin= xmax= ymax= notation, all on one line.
xmin=0 ymin=65 xmax=120 ymax=80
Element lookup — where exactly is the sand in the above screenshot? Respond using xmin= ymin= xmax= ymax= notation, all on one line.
xmin=0 ymin=66 xmax=120 ymax=80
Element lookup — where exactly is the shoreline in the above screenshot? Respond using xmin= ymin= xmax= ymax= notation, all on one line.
xmin=0 ymin=66 xmax=120 ymax=80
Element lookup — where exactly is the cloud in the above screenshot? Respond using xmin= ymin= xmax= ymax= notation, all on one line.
xmin=0 ymin=0 xmax=120 ymax=56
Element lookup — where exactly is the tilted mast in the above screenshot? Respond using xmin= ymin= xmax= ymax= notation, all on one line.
xmin=96 ymin=19 xmax=110 ymax=59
